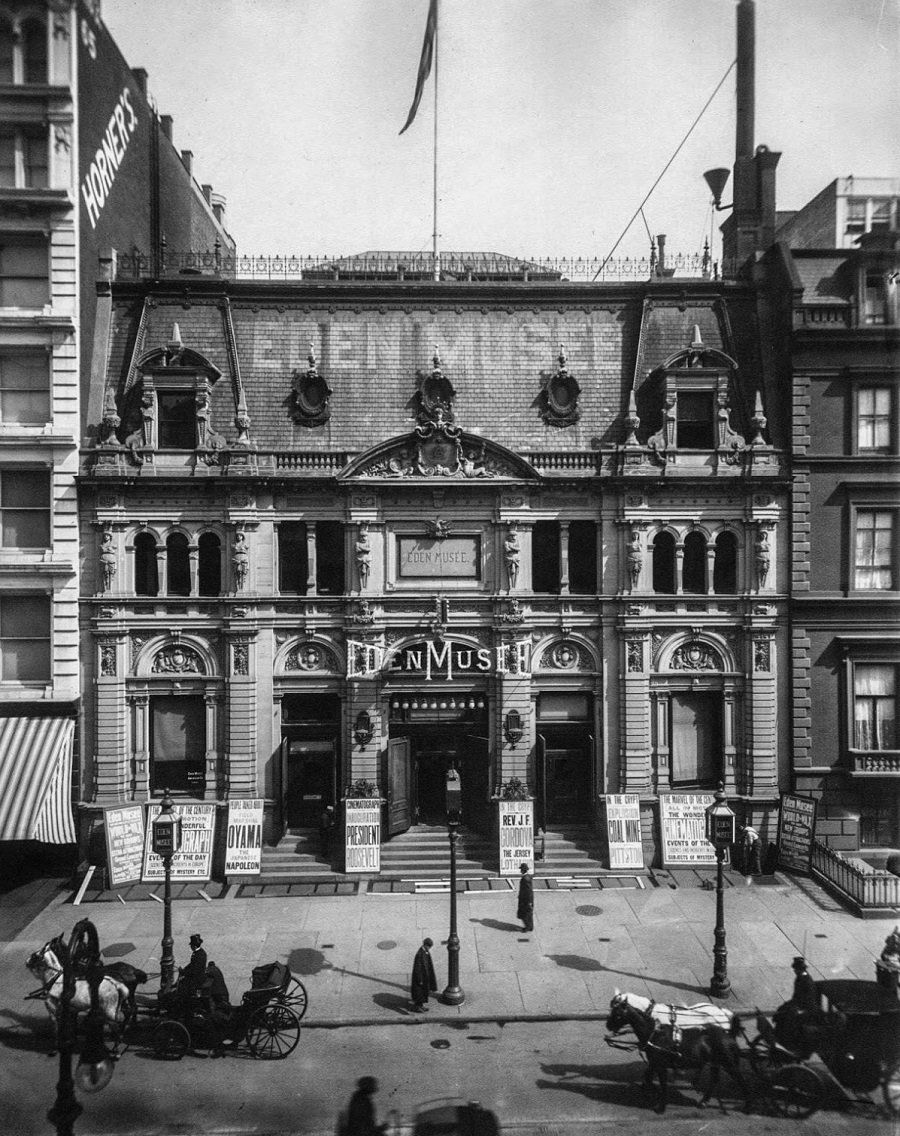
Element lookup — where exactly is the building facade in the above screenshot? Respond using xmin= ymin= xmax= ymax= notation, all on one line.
xmin=0 ymin=0 xmax=231 ymax=859
xmin=78 ymin=257 xmax=789 ymax=867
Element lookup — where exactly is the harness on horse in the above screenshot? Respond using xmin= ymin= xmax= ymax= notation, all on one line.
xmin=645 ymin=1000 xmax=683 ymax=1057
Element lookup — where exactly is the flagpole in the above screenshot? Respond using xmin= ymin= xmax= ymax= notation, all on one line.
xmin=432 ymin=0 xmax=439 ymax=281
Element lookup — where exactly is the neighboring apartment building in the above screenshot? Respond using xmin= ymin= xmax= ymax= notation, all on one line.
xmin=764 ymin=184 xmax=900 ymax=858
xmin=76 ymin=252 xmax=789 ymax=868
xmin=0 ymin=0 xmax=232 ymax=864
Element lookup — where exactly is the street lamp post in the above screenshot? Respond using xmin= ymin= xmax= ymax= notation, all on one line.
xmin=705 ymin=781 xmax=736 ymax=998
xmin=151 ymin=788 xmax=182 ymax=994
xmin=441 ymin=768 xmax=465 ymax=1006
xmin=47 ymin=918 xmax=116 ymax=1136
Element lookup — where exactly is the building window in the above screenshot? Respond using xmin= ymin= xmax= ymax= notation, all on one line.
xmin=568 ymin=520 xmax=597 ymax=593
xmin=854 ymin=509 xmax=894 ymax=590
xmin=713 ymin=531 xmax=738 ymax=594
xmin=860 ymin=801 xmax=897 ymax=848
xmin=676 ymin=392 xmax=715 ymax=448
xmin=0 ymin=18 xmax=13 ymax=83
xmin=198 ymin=532 xmax=221 ymax=596
xmin=278 ymin=522 xmax=308 ymax=594
xmin=0 ymin=351 xmax=50 ymax=423
xmin=134 ymin=532 xmax=159 ymax=596
xmin=858 ymin=387 xmax=892 ymax=452
xmin=532 ymin=521 xmax=561 ymax=593
xmin=682 ymin=532 xmax=707 ymax=594
xmin=845 ymin=196 xmax=898 ymax=243
xmin=652 ymin=531 xmax=676 ymax=594
xmin=671 ymin=693 xmax=719 ymax=786
xmin=150 ymin=695 xmax=205 ymax=795
xmin=0 ymin=236 xmax=49 ymax=307
xmin=0 ymin=469 xmax=50 ymax=547
xmin=0 ymin=127 xmax=49 ymax=188
xmin=0 ymin=593 xmax=50 ymax=681
xmin=863 ymin=272 xmax=889 ymax=326
xmin=156 ymin=391 xmax=196 ymax=449
xmin=21 ymin=17 xmax=47 ymax=84
xmin=166 ymin=532 xmax=190 ymax=596
xmin=854 ymin=664 xmax=896 ymax=751
xmin=316 ymin=521 xmax=345 ymax=595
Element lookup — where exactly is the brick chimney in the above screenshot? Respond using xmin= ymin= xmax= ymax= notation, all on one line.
xmin=180 ymin=150 xmax=193 ymax=176
xmin=160 ymin=115 xmax=173 ymax=142
xmin=131 ymin=68 xmax=148 ymax=100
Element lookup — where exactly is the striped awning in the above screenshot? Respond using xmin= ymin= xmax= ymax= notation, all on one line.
xmin=0 ymin=717 xmax=76 ymax=844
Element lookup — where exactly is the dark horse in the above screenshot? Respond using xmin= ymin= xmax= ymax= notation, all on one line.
xmin=606 ymin=992 xmax=750 ymax=1113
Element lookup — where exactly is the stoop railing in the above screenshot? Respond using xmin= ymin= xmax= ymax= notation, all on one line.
xmin=811 ymin=840 xmax=900 ymax=911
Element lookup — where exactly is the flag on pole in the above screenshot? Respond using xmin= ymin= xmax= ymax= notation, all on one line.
xmin=399 ymin=0 xmax=437 ymax=135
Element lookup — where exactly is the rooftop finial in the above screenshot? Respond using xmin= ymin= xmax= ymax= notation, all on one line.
xmin=169 ymin=322 xmax=182 ymax=349
xmin=691 ymin=325 xmax=704 ymax=350
xmin=558 ymin=343 xmax=567 ymax=369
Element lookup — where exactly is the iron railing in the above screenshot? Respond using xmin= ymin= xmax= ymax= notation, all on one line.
xmin=811 ymin=839 xmax=900 ymax=910
xmin=115 ymin=248 xmax=728 ymax=284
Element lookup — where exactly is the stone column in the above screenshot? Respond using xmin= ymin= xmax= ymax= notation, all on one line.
xmin=559 ymin=521 xmax=570 ymax=595
xmin=306 ymin=522 xmax=317 ymax=596
xmin=188 ymin=540 xmax=199 ymax=596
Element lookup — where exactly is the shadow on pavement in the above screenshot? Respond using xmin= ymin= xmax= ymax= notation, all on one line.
xmin=372 ymin=992 xmax=412 ymax=1016
xmin=599 ymin=966 xmax=708 ymax=998
xmin=469 ymin=918 xmax=520 ymax=933
xmin=545 ymin=953 xmax=604 ymax=971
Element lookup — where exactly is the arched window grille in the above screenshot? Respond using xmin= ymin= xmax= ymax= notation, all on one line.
xmin=713 ymin=531 xmax=738 ymax=594
xmin=166 ymin=532 xmax=190 ymax=596
xmin=682 ymin=531 xmax=707 ymax=594
xmin=134 ymin=532 xmax=159 ymax=596
xmin=652 ymin=531 xmax=676 ymax=594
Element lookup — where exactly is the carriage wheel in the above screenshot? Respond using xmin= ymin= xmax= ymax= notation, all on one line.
xmin=246 ymin=1003 xmax=300 ymax=1060
xmin=770 ymin=1063 xmax=821 ymax=1119
xmin=287 ymin=978 xmax=308 ymax=1021
xmin=151 ymin=1020 xmax=190 ymax=1061
xmin=883 ymin=1058 xmax=900 ymax=1117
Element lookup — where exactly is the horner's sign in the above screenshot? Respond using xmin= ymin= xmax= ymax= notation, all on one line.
xmin=347 ymin=636 xmax=531 ymax=680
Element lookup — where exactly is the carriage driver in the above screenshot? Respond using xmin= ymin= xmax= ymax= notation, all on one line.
xmin=178 ymin=933 xmax=208 ymax=1007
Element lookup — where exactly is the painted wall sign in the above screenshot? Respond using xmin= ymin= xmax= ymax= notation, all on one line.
xmin=603 ymin=794 xmax=643 ymax=870
xmin=659 ymin=793 xmax=717 ymax=867
xmin=777 ymin=793 xmax=817 ymax=874
xmin=397 ymin=536 xmax=481 ymax=579
xmin=104 ymin=804 xmax=145 ymax=888
xmin=499 ymin=799 xmax=534 ymax=875
xmin=80 ymin=86 xmax=139 ymax=229
xmin=142 ymin=803 xmax=216 ymax=882
xmin=344 ymin=798 xmax=381 ymax=873
xmin=224 ymin=799 xmax=264 ymax=875
xmin=348 ymin=636 xmax=530 ymax=680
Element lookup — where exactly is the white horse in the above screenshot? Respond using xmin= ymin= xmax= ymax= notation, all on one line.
xmin=611 ymin=989 xmax=734 ymax=1031
xmin=25 ymin=938 xmax=130 ymax=1054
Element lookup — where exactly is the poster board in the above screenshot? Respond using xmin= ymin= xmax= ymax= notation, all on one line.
xmin=498 ymin=799 xmax=534 ymax=875
xmin=777 ymin=793 xmax=817 ymax=874
xmin=659 ymin=792 xmax=718 ymax=867
xmin=142 ymin=802 xmax=216 ymax=882
xmin=223 ymin=799 xmax=264 ymax=875
xmin=603 ymin=794 xmax=643 ymax=869
xmin=104 ymin=804 xmax=145 ymax=888
xmin=344 ymin=798 xmax=381 ymax=873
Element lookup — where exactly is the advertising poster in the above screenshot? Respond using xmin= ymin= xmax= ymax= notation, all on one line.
xmin=659 ymin=792 xmax=717 ymax=867
xmin=142 ymin=802 xmax=216 ymax=882
xmin=603 ymin=794 xmax=643 ymax=870
xmin=777 ymin=793 xmax=817 ymax=874
xmin=223 ymin=799 xmax=264 ymax=875
xmin=499 ymin=799 xmax=534 ymax=875
xmin=104 ymin=804 xmax=145 ymax=888
xmin=344 ymin=798 xmax=381 ymax=873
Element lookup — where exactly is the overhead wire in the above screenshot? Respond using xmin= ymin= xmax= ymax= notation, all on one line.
xmin=591 ymin=58 xmax=737 ymax=281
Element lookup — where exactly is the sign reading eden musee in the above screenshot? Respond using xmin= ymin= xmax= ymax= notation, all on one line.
xmin=397 ymin=536 xmax=480 ymax=579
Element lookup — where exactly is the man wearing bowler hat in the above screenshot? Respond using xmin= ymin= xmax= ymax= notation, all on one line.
xmin=517 ymin=862 xmax=534 ymax=932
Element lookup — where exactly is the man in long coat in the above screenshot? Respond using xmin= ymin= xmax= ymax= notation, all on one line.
xmin=517 ymin=863 xmax=534 ymax=932
xmin=410 ymin=937 xmax=437 ymax=1011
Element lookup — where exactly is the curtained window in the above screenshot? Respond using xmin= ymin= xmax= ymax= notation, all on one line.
xmin=670 ymin=694 xmax=719 ymax=786
xmin=854 ymin=664 xmax=896 ymax=751
xmin=150 ymin=696 xmax=205 ymax=795
xmin=854 ymin=510 xmax=894 ymax=590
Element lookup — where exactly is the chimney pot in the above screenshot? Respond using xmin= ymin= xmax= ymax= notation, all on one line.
xmin=131 ymin=68 xmax=148 ymax=99
xmin=160 ymin=115 xmax=173 ymax=141
xmin=180 ymin=150 xmax=193 ymax=176
xmin=201 ymin=183 xmax=213 ymax=204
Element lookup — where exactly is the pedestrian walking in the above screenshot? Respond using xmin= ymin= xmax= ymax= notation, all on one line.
xmin=517 ymin=862 xmax=534 ymax=932
xmin=790 ymin=956 xmax=817 ymax=1011
xmin=341 ymin=1075 xmax=387 ymax=1136
xmin=319 ymin=804 xmax=335 ymax=857
xmin=410 ymin=936 xmax=437 ymax=1011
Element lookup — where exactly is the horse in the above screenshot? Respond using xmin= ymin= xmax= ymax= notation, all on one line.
xmin=610 ymin=988 xmax=735 ymax=1031
xmin=606 ymin=991 xmax=750 ymax=1114
xmin=25 ymin=939 xmax=130 ymax=1054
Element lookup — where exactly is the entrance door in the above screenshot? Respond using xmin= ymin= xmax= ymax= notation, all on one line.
xmin=538 ymin=729 xmax=592 ymax=825
xmin=386 ymin=736 xmax=412 ymax=836
xmin=285 ymin=739 xmax=335 ymax=827
xmin=671 ymin=694 xmax=719 ymax=785
xmin=413 ymin=739 xmax=457 ymax=824
xmin=460 ymin=734 xmax=490 ymax=834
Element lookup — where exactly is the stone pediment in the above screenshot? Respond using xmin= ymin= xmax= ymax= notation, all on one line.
xmin=340 ymin=417 xmax=540 ymax=481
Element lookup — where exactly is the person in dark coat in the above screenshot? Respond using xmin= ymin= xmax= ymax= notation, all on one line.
xmin=319 ymin=804 xmax=335 ymax=857
xmin=344 ymin=1075 xmax=386 ymax=1136
xmin=410 ymin=937 xmax=437 ymax=1011
xmin=790 ymin=956 xmax=817 ymax=1011
xmin=176 ymin=933 xmax=207 ymax=1032
xmin=517 ymin=862 xmax=534 ymax=932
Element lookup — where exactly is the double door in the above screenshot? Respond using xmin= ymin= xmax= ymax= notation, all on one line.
xmin=537 ymin=727 xmax=594 ymax=827
xmin=385 ymin=729 xmax=490 ymax=835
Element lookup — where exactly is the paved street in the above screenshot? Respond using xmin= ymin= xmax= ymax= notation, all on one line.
xmin=2 ymin=871 xmax=898 ymax=1133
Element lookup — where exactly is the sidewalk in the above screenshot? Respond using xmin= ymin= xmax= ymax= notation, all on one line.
xmin=5 ymin=871 xmax=896 ymax=1030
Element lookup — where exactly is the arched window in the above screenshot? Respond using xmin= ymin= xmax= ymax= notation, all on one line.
xmin=0 ymin=18 xmax=14 ymax=83
xmin=652 ymin=531 xmax=676 ymax=594
xmin=713 ymin=531 xmax=738 ymax=594
xmin=682 ymin=531 xmax=707 ymax=594
xmin=166 ymin=532 xmax=190 ymax=596
xmin=198 ymin=532 xmax=221 ymax=596
xmin=21 ymin=18 xmax=47 ymax=83
xmin=134 ymin=532 xmax=159 ymax=596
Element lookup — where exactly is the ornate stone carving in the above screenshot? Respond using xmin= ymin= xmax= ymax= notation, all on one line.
xmin=539 ymin=344 xmax=581 ymax=427
xmin=670 ymin=642 xmax=721 ymax=671
xmin=626 ymin=640 xmax=643 ymax=672
xmin=131 ymin=634 xmax=148 ymax=667
xmin=753 ymin=638 xmax=771 ymax=672
xmin=54 ymin=125 xmax=71 ymax=153
xmin=540 ymin=640 xmax=589 ymax=670
xmin=626 ymin=526 xmax=643 ymax=590
xmin=100 ymin=644 xmax=116 ymax=677
xmin=350 ymin=598 xmax=375 ymax=624
xmin=284 ymin=643 xmax=335 ymax=671
xmin=98 ymin=526 xmax=116 ymax=593
xmin=98 ymin=386 xmax=121 ymax=446
xmin=356 ymin=416 xmax=513 ymax=479
xmin=231 ymin=529 xmax=249 ymax=591
xmin=755 ymin=525 xmax=771 ymax=590
xmin=355 ymin=522 xmax=371 ymax=589
xmin=416 ymin=347 xmax=456 ymax=423
xmin=152 ymin=646 xmax=203 ymax=674
xmin=623 ymin=390 xmax=641 ymax=446
xmin=290 ymin=343 xmax=332 ymax=426
xmin=233 ymin=642 xmax=249 ymax=675
xmin=425 ymin=518 xmax=451 ymax=540
xmin=499 ymin=598 xmax=524 ymax=624
xmin=504 ymin=523 xmax=520 ymax=590
xmin=196 ymin=389 xmax=227 ymax=463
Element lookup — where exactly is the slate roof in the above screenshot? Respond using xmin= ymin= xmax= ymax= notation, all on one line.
xmin=791 ymin=254 xmax=851 ymax=305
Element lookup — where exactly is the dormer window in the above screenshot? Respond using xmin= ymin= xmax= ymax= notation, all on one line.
xmin=157 ymin=391 xmax=197 ymax=449
xmin=864 ymin=272 xmax=889 ymax=326
xmin=676 ymin=391 xmax=715 ymax=448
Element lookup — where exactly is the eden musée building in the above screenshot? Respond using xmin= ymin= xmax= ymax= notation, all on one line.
xmin=77 ymin=249 xmax=789 ymax=867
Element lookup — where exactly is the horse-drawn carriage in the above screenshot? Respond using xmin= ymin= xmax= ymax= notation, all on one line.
xmin=140 ymin=960 xmax=307 ymax=1061
xmin=751 ymin=979 xmax=900 ymax=1118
